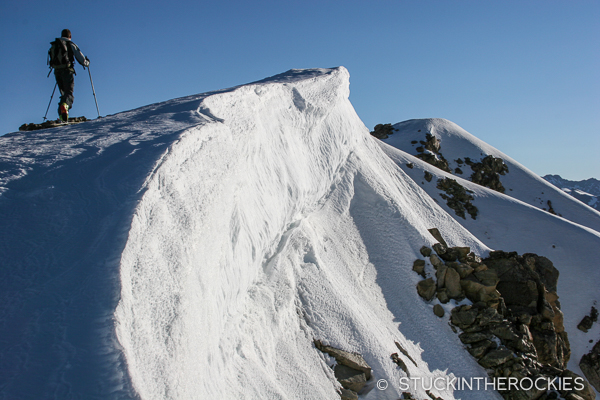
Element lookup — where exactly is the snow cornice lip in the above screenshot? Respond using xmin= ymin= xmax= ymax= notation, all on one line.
xmin=248 ymin=66 xmax=347 ymax=85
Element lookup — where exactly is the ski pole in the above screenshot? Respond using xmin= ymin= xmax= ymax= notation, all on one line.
xmin=43 ymin=83 xmax=58 ymax=121
xmin=87 ymin=65 xmax=100 ymax=118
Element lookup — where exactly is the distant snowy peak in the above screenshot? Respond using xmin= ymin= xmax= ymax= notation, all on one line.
xmin=544 ymin=174 xmax=600 ymax=196
xmin=543 ymin=174 xmax=600 ymax=211
xmin=377 ymin=118 xmax=600 ymax=233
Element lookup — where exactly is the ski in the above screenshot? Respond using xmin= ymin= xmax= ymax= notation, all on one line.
xmin=19 ymin=116 xmax=88 ymax=131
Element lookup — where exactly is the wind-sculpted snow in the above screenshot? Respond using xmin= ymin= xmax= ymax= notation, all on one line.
xmin=3 ymin=67 xmax=598 ymax=400
xmin=0 ymin=87 xmax=217 ymax=398
xmin=113 ymin=67 xmax=498 ymax=400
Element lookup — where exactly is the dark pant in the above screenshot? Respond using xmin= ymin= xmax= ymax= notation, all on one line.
xmin=54 ymin=68 xmax=75 ymax=113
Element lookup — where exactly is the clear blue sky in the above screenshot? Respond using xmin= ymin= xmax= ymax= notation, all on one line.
xmin=1 ymin=0 xmax=598 ymax=180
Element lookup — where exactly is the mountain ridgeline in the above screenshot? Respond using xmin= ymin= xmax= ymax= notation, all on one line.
xmin=1 ymin=68 xmax=599 ymax=400
xmin=543 ymin=175 xmax=600 ymax=211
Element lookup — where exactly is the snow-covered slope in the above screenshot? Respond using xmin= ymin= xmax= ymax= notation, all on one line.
xmin=378 ymin=142 xmax=600 ymax=377
xmin=1 ymin=68 xmax=497 ymax=400
xmin=1 ymin=69 xmax=598 ymax=400
xmin=383 ymin=119 xmax=600 ymax=233
xmin=113 ymin=68 xmax=499 ymax=400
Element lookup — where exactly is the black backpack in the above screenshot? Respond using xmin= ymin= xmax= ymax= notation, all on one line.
xmin=48 ymin=38 xmax=73 ymax=69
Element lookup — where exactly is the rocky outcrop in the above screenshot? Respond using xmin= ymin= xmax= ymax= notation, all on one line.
xmin=427 ymin=228 xmax=448 ymax=247
xmin=577 ymin=306 xmax=598 ymax=332
xmin=580 ymin=340 xmax=600 ymax=393
xmin=436 ymin=178 xmax=478 ymax=220
xmin=464 ymin=155 xmax=509 ymax=193
xmin=484 ymin=251 xmax=570 ymax=369
xmin=314 ymin=340 xmax=372 ymax=398
xmin=417 ymin=278 xmax=437 ymax=301
xmin=370 ymin=123 xmax=396 ymax=139
xmin=412 ymin=230 xmax=594 ymax=400
xmin=414 ymin=134 xmax=451 ymax=173
xmin=340 ymin=388 xmax=358 ymax=400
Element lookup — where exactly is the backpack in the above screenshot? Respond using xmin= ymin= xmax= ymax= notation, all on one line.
xmin=48 ymin=38 xmax=73 ymax=69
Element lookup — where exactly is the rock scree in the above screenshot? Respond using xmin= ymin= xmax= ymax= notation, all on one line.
xmin=412 ymin=228 xmax=596 ymax=400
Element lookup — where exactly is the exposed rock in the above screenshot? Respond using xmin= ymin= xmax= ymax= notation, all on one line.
xmin=485 ymin=252 xmax=559 ymax=293
xmin=427 ymin=228 xmax=448 ymax=247
xmin=489 ymin=323 xmax=520 ymax=342
xmin=422 ymin=133 xmax=441 ymax=153
xmin=417 ymin=278 xmax=437 ymax=301
xmin=436 ymin=265 xmax=447 ymax=289
xmin=496 ymin=280 xmax=538 ymax=308
xmin=460 ymin=331 xmax=494 ymax=344
xmin=455 ymin=247 xmax=471 ymax=260
xmin=436 ymin=178 xmax=478 ymax=219
xmin=577 ymin=307 xmax=598 ymax=333
xmin=578 ymin=316 xmax=594 ymax=333
xmin=560 ymin=369 xmax=596 ymax=400
xmin=433 ymin=304 xmax=445 ymax=318
xmin=370 ymin=123 xmax=396 ymax=139
xmin=478 ymin=348 xmax=513 ymax=368
xmin=334 ymin=364 xmax=367 ymax=393
xmin=439 ymin=248 xmax=462 ymax=262
xmin=314 ymin=340 xmax=372 ymax=380
xmin=437 ymin=289 xmax=449 ymax=304
xmin=476 ymin=307 xmax=505 ymax=326
xmin=395 ymin=341 xmax=418 ymax=366
xmin=340 ymin=388 xmax=358 ymax=400
xmin=460 ymin=279 xmax=488 ymax=303
xmin=430 ymin=254 xmax=444 ymax=269
xmin=468 ymin=339 xmax=495 ymax=359
xmin=473 ymin=269 xmax=499 ymax=287
xmin=580 ymin=340 xmax=600 ymax=392
xmin=420 ymin=246 xmax=433 ymax=257
xmin=444 ymin=267 xmax=463 ymax=299
xmin=464 ymin=155 xmax=509 ymax=193
xmin=527 ymin=254 xmax=560 ymax=292
xmin=413 ymin=134 xmax=452 ymax=173
xmin=391 ymin=352 xmax=409 ymax=374
xmin=432 ymin=242 xmax=448 ymax=257
xmin=547 ymin=200 xmax=556 ymax=215
xmin=424 ymin=171 xmax=433 ymax=182
xmin=453 ymin=263 xmax=474 ymax=279
xmin=451 ymin=305 xmax=479 ymax=329
xmin=415 ymin=245 xmax=591 ymax=400
xmin=413 ymin=259 xmax=426 ymax=278
xmin=483 ymin=251 xmax=570 ymax=369
xmin=426 ymin=389 xmax=445 ymax=400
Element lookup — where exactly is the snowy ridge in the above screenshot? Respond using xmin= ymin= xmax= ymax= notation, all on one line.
xmin=0 ymin=86 xmax=215 ymax=399
xmin=384 ymin=118 xmax=600 ymax=233
xmin=114 ymin=67 xmax=495 ymax=399
xmin=1 ymin=68 xmax=599 ymax=400
xmin=379 ymin=122 xmax=600 ymax=379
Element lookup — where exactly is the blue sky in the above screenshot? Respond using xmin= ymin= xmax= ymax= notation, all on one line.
xmin=1 ymin=0 xmax=598 ymax=180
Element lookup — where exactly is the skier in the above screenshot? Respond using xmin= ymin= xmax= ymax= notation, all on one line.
xmin=48 ymin=29 xmax=90 ymax=122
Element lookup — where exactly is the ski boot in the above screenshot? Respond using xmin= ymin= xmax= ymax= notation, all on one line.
xmin=59 ymin=103 xmax=69 ymax=123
